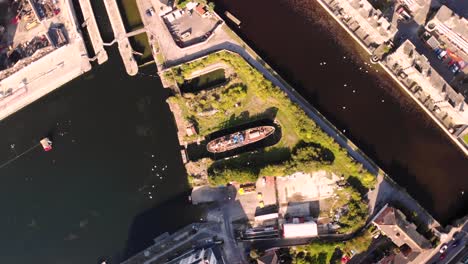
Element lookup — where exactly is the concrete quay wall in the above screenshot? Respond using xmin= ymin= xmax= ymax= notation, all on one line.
xmin=78 ymin=0 xmax=108 ymax=64
xmin=103 ymin=0 xmax=138 ymax=75
xmin=314 ymin=0 xmax=468 ymax=157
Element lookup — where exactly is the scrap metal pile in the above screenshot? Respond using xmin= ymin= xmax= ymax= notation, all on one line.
xmin=32 ymin=0 xmax=60 ymax=20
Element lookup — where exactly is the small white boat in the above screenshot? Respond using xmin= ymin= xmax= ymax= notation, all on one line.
xmin=40 ymin=138 xmax=52 ymax=152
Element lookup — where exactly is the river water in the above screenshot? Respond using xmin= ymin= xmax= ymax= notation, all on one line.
xmin=0 ymin=49 xmax=202 ymax=263
xmin=214 ymin=0 xmax=468 ymax=223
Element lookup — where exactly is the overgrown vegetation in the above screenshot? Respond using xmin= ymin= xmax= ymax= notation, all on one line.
xmin=291 ymin=228 xmax=374 ymax=263
xmin=168 ymin=51 xmax=375 ymax=188
xmin=176 ymin=0 xmax=215 ymax=10
xmin=333 ymin=186 xmax=369 ymax=234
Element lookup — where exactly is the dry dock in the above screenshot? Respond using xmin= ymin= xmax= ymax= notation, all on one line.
xmin=78 ymin=0 xmax=108 ymax=64
xmin=103 ymin=0 xmax=138 ymax=75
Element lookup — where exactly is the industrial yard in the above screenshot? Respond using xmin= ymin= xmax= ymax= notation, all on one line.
xmin=0 ymin=0 xmax=90 ymax=121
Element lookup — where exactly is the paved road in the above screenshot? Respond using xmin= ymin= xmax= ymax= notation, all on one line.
xmin=425 ymin=221 xmax=468 ymax=264
xmin=448 ymin=246 xmax=468 ymax=264
xmin=440 ymin=0 xmax=468 ymax=18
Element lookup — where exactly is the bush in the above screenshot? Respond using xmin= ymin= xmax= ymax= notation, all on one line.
xmin=209 ymin=168 xmax=257 ymax=185
xmin=335 ymin=186 xmax=368 ymax=233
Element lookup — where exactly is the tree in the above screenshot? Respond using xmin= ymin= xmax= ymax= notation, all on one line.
xmin=249 ymin=249 xmax=260 ymax=260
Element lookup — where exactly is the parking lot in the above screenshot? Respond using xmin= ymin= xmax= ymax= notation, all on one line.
xmin=163 ymin=9 xmax=220 ymax=47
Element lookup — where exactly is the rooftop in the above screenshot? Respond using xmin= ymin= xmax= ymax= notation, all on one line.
xmin=373 ymin=204 xmax=431 ymax=251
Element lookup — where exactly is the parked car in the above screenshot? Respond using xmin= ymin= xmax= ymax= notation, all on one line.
xmin=449 ymin=63 xmax=460 ymax=74
xmin=462 ymin=254 xmax=468 ymax=264
xmin=439 ymin=244 xmax=448 ymax=254
xmin=438 ymin=50 xmax=447 ymax=60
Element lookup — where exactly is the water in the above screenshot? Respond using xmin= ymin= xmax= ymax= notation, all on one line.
xmin=0 ymin=49 xmax=202 ymax=263
xmin=181 ymin=68 xmax=227 ymax=93
xmin=214 ymin=0 xmax=468 ymax=223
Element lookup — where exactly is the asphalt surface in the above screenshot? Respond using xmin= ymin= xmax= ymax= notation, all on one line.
xmin=427 ymin=223 xmax=468 ymax=264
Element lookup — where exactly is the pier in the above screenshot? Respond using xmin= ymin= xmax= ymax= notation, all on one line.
xmin=103 ymin=0 xmax=138 ymax=75
xmin=225 ymin=11 xmax=241 ymax=27
xmin=78 ymin=0 xmax=108 ymax=64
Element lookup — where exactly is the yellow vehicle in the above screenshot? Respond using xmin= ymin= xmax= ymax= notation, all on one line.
xmin=259 ymin=201 xmax=264 ymax=208
xmin=25 ymin=21 xmax=39 ymax=31
xmin=257 ymin=192 xmax=263 ymax=200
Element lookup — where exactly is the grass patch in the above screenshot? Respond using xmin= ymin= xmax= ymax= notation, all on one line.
xmin=463 ymin=134 xmax=468 ymax=145
xmin=291 ymin=228 xmax=374 ymax=263
xmin=181 ymin=68 xmax=226 ymax=93
xmin=156 ymin=53 xmax=165 ymax=64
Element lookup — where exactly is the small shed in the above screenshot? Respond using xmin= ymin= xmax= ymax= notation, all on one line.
xmin=195 ymin=4 xmax=209 ymax=17
xmin=282 ymin=221 xmax=318 ymax=238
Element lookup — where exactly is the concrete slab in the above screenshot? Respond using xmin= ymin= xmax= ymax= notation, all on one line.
xmin=277 ymin=171 xmax=339 ymax=205
xmin=191 ymin=186 xmax=226 ymax=205
xmin=103 ymin=0 xmax=138 ymax=75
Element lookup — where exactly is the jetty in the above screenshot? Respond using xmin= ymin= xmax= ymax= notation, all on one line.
xmin=225 ymin=11 xmax=241 ymax=27
xmin=78 ymin=0 xmax=108 ymax=64
xmin=103 ymin=0 xmax=138 ymax=75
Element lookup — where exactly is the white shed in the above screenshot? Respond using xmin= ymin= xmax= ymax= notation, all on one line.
xmin=186 ymin=1 xmax=197 ymax=10
xmin=282 ymin=222 xmax=318 ymax=238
